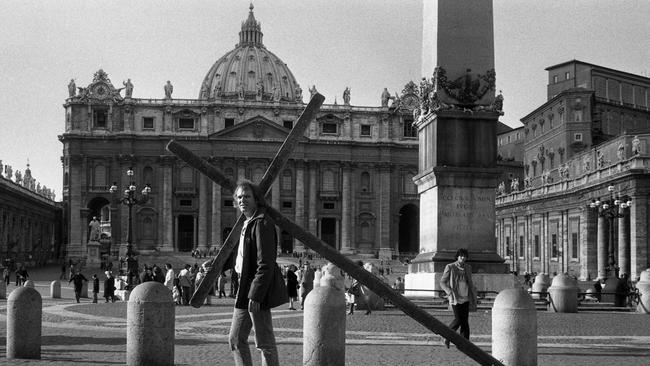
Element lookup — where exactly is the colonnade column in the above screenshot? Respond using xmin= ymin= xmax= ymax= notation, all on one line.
xmin=308 ymin=162 xmax=318 ymax=236
xmin=629 ymin=195 xmax=648 ymax=281
xmin=340 ymin=163 xmax=352 ymax=254
xmin=197 ymin=175 xmax=208 ymax=252
xmin=581 ymin=205 xmax=598 ymax=281
xmin=159 ymin=157 xmax=174 ymax=252
xmin=211 ymin=182 xmax=222 ymax=250
xmin=618 ymin=207 xmax=630 ymax=278
xmin=294 ymin=161 xmax=305 ymax=252
xmin=597 ymin=215 xmax=609 ymax=280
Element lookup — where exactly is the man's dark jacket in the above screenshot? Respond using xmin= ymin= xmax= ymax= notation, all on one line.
xmin=234 ymin=207 xmax=288 ymax=310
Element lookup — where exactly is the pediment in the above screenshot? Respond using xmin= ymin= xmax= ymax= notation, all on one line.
xmin=210 ymin=116 xmax=305 ymax=142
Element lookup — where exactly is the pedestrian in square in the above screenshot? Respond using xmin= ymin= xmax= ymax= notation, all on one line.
xmin=69 ymin=269 xmax=88 ymax=303
xmin=92 ymin=274 xmax=100 ymax=303
xmin=104 ymin=271 xmax=116 ymax=303
xmin=440 ymin=248 xmax=477 ymax=348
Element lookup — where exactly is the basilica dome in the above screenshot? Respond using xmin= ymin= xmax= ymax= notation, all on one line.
xmin=199 ymin=4 xmax=303 ymax=103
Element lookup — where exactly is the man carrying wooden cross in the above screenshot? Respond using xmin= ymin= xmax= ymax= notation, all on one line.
xmin=227 ymin=179 xmax=287 ymax=366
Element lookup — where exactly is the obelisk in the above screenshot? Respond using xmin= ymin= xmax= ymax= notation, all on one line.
xmin=405 ymin=0 xmax=513 ymax=296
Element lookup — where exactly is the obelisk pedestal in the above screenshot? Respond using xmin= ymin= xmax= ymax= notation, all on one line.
xmin=405 ymin=0 xmax=514 ymax=296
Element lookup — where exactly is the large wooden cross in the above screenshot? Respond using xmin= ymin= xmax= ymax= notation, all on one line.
xmin=166 ymin=94 xmax=503 ymax=366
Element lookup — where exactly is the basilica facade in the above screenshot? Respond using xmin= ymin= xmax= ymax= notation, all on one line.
xmin=495 ymin=60 xmax=650 ymax=281
xmin=59 ymin=6 xmax=420 ymax=261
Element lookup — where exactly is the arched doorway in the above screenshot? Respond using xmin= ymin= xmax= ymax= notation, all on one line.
xmin=398 ymin=204 xmax=419 ymax=254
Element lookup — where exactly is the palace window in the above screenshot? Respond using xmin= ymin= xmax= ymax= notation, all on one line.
xmin=565 ymin=72 xmax=570 ymax=80
xmin=143 ymin=117 xmax=154 ymax=130
xmin=93 ymin=164 xmax=107 ymax=189
xmin=403 ymin=117 xmax=417 ymax=138
xmin=402 ymin=172 xmax=417 ymax=195
xmin=574 ymin=133 xmax=583 ymax=142
xmin=93 ymin=108 xmax=108 ymax=128
xmin=281 ymin=169 xmax=292 ymax=191
xmin=553 ymin=75 xmax=558 ymax=83
xmin=360 ymin=172 xmax=370 ymax=192
xmin=322 ymin=170 xmax=336 ymax=191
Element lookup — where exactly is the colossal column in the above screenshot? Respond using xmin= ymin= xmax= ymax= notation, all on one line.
xmin=406 ymin=0 xmax=512 ymax=295
xmin=308 ymin=162 xmax=318 ymax=236
xmin=197 ymin=175 xmax=208 ymax=252
xmin=294 ymin=161 xmax=306 ymax=252
xmin=377 ymin=163 xmax=392 ymax=258
xmin=159 ymin=157 xmax=174 ymax=252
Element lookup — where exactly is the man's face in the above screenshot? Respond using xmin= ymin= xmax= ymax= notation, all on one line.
xmin=235 ymin=186 xmax=258 ymax=218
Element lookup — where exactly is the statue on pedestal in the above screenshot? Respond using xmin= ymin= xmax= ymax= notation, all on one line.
xmin=294 ymin=84 xmax=303 ymax=102
xmin=343 ymin=87 xmax=351 ymax=105
xmin=68 ymin=79 xmax=76 ymax=97
xmin=164 ymin=80 xmax=173 ymax=99
xmin=381 ymin=88 xmax=390 ymax=107
xmin=123 ymin=79 xmax=134 ymax=98
xmin=309 ymin=85 xmax=318 ymax=97
xmin=89 ymin=217 xmax=101 ymax=242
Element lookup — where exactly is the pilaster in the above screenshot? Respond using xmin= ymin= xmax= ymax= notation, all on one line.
xmin=340 ymin=162 xmax=353 ymax=254
xmin=211 ymin=182 xmax=222 ymax=250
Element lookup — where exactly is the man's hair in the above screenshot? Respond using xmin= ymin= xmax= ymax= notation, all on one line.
xmin=232 ymin=178 xmax=267 ymax=208
xmin=455 ymin=248 xmax=469 ymax=259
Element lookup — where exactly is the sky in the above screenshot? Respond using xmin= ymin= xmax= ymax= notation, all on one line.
xmin=0 ymin=0 xmax=648 ymax=200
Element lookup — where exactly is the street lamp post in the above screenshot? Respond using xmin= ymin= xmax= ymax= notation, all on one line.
xmin=589 ymin=185 xmax=631 ymax=279
xmin=109 ymin=167 xmax=151 ymax=290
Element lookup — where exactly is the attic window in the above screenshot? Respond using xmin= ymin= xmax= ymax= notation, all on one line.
xmin=225 ymin=118 xmax=235 ymax=128
xmin=283 ymin=120 xmax=293 ymax=129
xmin=179 ymin=118 xmax=194 ymax=129
xmin=322 ymin=123 xmax=337 ymax=134
xmin=361 ymin=125 xmax=371 ymax=136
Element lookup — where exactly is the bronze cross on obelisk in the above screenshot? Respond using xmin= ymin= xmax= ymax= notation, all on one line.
xmin=166 ymin=94 xmax=503 ymax=366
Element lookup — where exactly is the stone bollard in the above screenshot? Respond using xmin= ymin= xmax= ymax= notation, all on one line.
xmin=531 ymin=273 xmax=550 ymax=299
xmin=81 ymin=280 xmax=89 ymax=298
xmin=492 ymin=287 xmax=537 ymax=366
xmin=50 ymin=280 xmax=61 ymax=299
xmin=23 ymin=280 xmax=35 ymax=288
xmin=0 ymin=276 xmax=6 ymax=299
xmin=127 ymin=281 xmax=175 ymax=366
xmin=7 ymin=286 xmax=42 ymax=359
xmin=636 ymin=269 xmax=650 ymax=314
xmin=547 ymin=273 xmax=578 ymax=313
xmin=303 ymin=263 xmax=346 ymax=366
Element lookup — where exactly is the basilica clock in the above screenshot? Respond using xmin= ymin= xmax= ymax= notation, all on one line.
xmin=402 ymin=94 xmax=419 ymax=110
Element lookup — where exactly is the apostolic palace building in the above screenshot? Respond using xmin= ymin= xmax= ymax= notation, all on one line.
xmin=495 ymin=60 xmax=650 ymax=282
xmin=59 ymin=5 xmax=421 ymax=262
